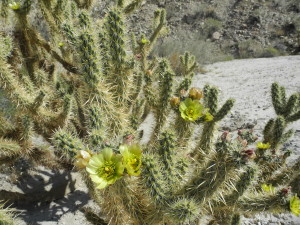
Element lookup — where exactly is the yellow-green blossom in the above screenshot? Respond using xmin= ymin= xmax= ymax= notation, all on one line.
xmin=204 ymin=112 xmax=214 ymax=122
xmin=256 ymin=142 xmax=271 ymax=149
xmin=140 ymin=38 xmax=150 ymax=44
xmin=179 ymin=98 xmax=205 ymax=121
xmin=58 ymin=42 xmax=64 ymax=47
xmin=261 ymin=183 xmax=275 ymax=193
xmin=120 ymin=144 xmax=142 ymax=176
xmin=9 ymin=2 xmax=21 ymax=10
xmin=290 ymin=195 xmax=300 ymax=216
xmin=86 ymin=148 xmax=124 ymax=189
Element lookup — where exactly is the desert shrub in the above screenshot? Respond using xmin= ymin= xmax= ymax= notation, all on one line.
xmin=238 ymin=39 xmax=264 ymax=58
xmin=152 ymin=32 xmax=231 ymax=64
xmin=202 ymin=18 xmax=223 ymax=38
xmin=260 ymin=47 xmax=281 ymax=58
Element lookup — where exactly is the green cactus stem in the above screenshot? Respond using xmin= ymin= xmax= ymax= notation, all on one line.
xmin=123 ymin=0 xmax=143 ymax=14
xmin=237 ymin=192 xmax=289 ymax=214
xmin=225 ymin=167 xmax=256 ymax=204
xmin=179 ymin=52 xmax=198 ymax=77
xmin=196 ymin=85 xmax=234 ymax=157
xmin=0 ymin=138 xmax=22 ymax=161
xmin=52 ymin=129 xmax=87 ymax=160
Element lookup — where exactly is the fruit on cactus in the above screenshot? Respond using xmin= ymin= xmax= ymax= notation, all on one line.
xmin=189 ymin=87 xmax=203 ymax=100
xmin=170 ymin=96 xmax=180 ymax=107
xmin=120 ymin=144 xmax=142 ymax=176
xmin=179 ymin=98 xmax=208 ymax=121
xmin=290 ymin=195 xmax=300 ymax=216
xmin=86 ymin=148 xmax=124 ymax=189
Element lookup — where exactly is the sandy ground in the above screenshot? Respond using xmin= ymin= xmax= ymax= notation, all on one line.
xmin=13 ymin=56 xmax=300 ymax=225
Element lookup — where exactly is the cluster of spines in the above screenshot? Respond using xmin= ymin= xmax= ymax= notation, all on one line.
xmin=104 ymin=9 xmax=127 ymax=74
xmin=156 ymin=60 xmax=174 ymax=127
xmin=158 ymin=131 xmax=178 ymax=186
xmin=78 ymin=32 xmax=100 ymax=89
xmin=142 ymin=154 xmax=167 ymax=204
xmin=52 ymin=130 xmax=86 ymax=160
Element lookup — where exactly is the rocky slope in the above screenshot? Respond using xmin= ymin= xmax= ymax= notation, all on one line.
xmin=126 ymin=0 xmax=300 ymax=62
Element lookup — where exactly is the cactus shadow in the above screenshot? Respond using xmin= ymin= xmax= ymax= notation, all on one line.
xmin=6 ymin=168 xmax=90 ymax=225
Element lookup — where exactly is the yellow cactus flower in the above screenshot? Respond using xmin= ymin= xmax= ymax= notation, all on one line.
xmin=9 ymin=2 xmax=21 ymax=10
xmin=290 ymin=195 xmax=300 ymax=216
xmin=256 ymin=142 xmax=271 ymax=149
xmin=179 ymin=98 xmax=205 ymax=121
xmin=120 ymin=144 xmax=142 ymax=176
xmin=261 ymin=183 xmax=275 ymax=193
xmin=74 ymin=150 xmax=92 ymax=169
xmin=86 ymin=148 xmax=124 ymax=189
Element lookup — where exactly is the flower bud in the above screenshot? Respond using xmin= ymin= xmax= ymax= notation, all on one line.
xmin=146 ymin=70 xmax=152 ymax=76
xmin=74 ymin=150 xmax=92 ymax=169
xmin=281 ymin=186 xmax=291 ymax=196
xmin=123 ymin=134 xmax=135 ymax=145
xmin=170 ymin=96 xmax=180 ymax=107
xmin=221 ymin=131 xmax=230 ymax=142
xmin=180 ymin=89 xmax=187 ymax=97
xmin=242 ymin=149 xmax=256 ymax=159
xmin=135 ymin=54 xmax=142 ymax=60
xmin=189 ymin=88 xmax=203 ymax=100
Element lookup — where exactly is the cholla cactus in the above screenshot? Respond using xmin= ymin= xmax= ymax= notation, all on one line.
xmin=0 ymin=1 xmax=299 ymax=225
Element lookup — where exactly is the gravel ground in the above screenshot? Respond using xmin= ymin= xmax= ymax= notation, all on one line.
xmin=194 ymin=55 xmax=300 ymax=225
xmin=10 ymin=56 xmax=300 ymax=225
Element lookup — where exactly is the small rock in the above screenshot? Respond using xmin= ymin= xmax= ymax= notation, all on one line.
xmin=212 ymin=31 xmax=221 ymax=40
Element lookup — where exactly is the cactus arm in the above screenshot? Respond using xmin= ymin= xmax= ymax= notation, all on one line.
xmin=142 ymin=154 xmax=167 ymax=204
xmin=225 ymin=167 xmax=255 ymax=205
xmin=52 ymin=129 xmax=87 ymax=160
xmin=0 ymin=138 xmax=22 ymax=161
xmin=237 ymin=192 xmax=289 ymax=214
xmin=185 ymin=152 xmax=237 ymax=203
xmin=214 ymin=99 xmax=235 ymax=122
xmin=196 ymin=87 xmax=234 ymax=156
xmin=0 ymin=58 xmax=33 ymax=108
xmin=286 ymin=110 xmax=300 ymax=122
xmin=284 ymin=94 xmax=298 ymax=117
xmin=261 ymin=160 xmax=300 ymax=188
xmin=271 ymin=83 xmax=284 ymax=115
xmin=123 ymin=0 xmax=143 ymax=14
xmin=28 ymin=27 xmax=79 ymax=74
xmin=158 ymin=131 xmax=179 ymax=186
xmin=149 ymin=9 xmax=166 ymax=49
